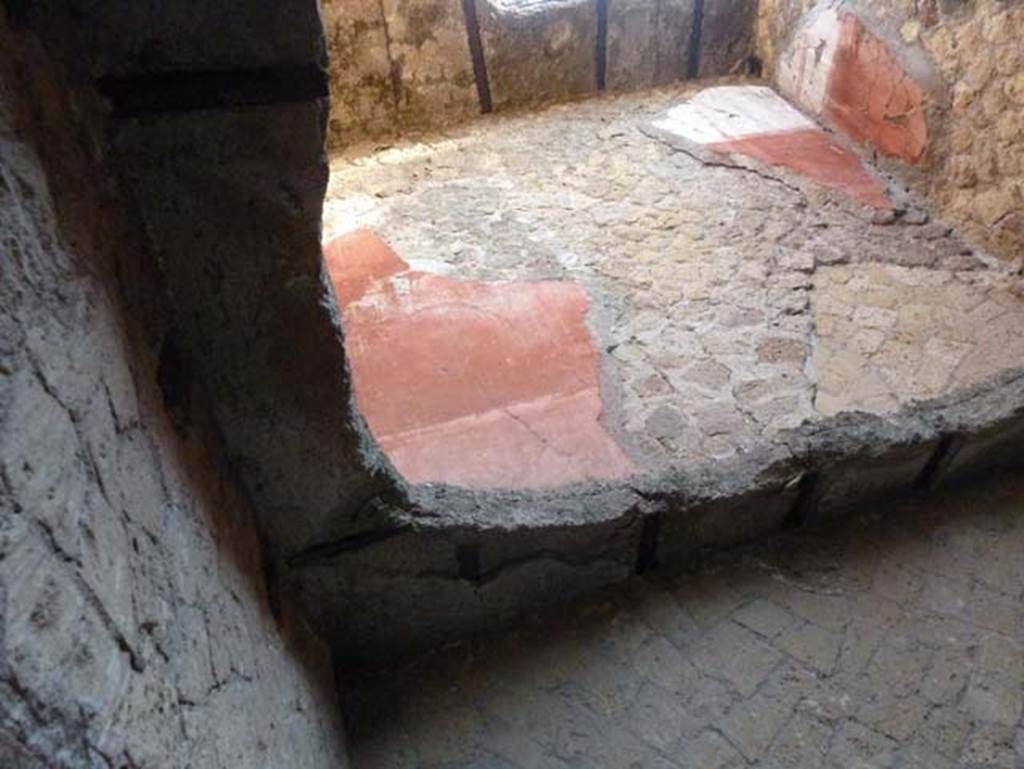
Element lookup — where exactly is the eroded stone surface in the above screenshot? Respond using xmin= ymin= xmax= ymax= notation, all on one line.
xmin=698 ymin=0 xmax=758 ymax=76
xmin=326 ymin=82 xmax=1024 ymax=476
xmin=826 ymin=12 xmax=928 ymax=163
xmin=813 ymin=262 xmax=1024 ymax=416
xmin=348 ymin=472 xmax=1024 ymax=768
xmin=383 ymin=0 xmax=480 ymax=131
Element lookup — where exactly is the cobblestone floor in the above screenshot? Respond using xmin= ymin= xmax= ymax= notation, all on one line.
xmin=325 ymin=81 xmax=1024 ymax=473
xmin=345 ymin=471 xmax=1024 ymax=768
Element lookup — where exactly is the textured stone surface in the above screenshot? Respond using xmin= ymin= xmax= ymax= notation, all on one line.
xmin=607 ymin=0 xmax=696 ymax=90
xmin=698 ymin=0 xmax=758 ymax=75
xmin=113 ymin=97 xmax=403 ymax=559
xmin=383 ymin=0 xmax=480 ymax=131
xmin=476 ymin=0 xmax=599 ymax=109
xmin=326 ymin=83 xmax=1024 ymax=476
xmin=323 ymin=0 xmax=397 ymax=146
xmin=0 ymin=17 xmax=345 ymax=768
xmin=347 ymin=471 xmax=1024 ymax=768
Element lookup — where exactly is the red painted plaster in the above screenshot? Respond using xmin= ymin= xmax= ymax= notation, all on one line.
xmin=323 ymin=232 xmax=636 ymax=489
xmin=712 ymin=127 xmax=891 ymax=209
xmin=825 ymin=14 xmax=928 ymax=164
xmin=323 ymin=228 xmax=409 ymax=305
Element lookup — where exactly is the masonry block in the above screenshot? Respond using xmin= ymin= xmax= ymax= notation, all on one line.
xmin=699 ymin=0 xmax=757 ymax=76
xmin=382 ymin=0 xmax=480 ymax=130
xmin=476 ymin=0 xmax=598 ymax=109
xmin=607 ymin=0 xmax=696 ymax=89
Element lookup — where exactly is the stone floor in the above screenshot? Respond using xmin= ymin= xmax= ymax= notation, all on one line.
xmin=324 ymin=80 xmax=1024 ymax=489
xmin=344 ymin=471 xmax=1024 ymax=768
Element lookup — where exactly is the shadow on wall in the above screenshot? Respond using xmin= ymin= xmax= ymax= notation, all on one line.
xmin=0 ymin=12 xmax=346 ymax=767
xmin=322 ymin=0 xmax=761 ymax=148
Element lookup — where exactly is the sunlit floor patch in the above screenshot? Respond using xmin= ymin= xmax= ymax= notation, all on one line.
xmin=650 ymin=84 xmax=891 ymax=208
xmin=325 ymin=228 xmax=637 ymax=489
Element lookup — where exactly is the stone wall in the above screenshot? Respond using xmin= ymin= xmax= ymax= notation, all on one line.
xmin=323 ymin=0 xmax=760 ymax=149
xmin=0 ymin=11 xmax=347 ymax=768
xmin=757 ymin=0 xmax=1024 ymax=261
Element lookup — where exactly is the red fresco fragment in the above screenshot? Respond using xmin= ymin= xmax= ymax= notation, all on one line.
xmin=711 ymin=127 xmax=891 ymax=209
xmin=323 ymin=228 xmax=409 ymax=305
xmin=323 ymin=233 xmax=637 ymax=489
xmin=826 ymin=14 xmax=928 ymax=164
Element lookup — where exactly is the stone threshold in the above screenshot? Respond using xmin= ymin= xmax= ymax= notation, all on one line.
xmin=293 ymin=364 xmax=1024 ymax=665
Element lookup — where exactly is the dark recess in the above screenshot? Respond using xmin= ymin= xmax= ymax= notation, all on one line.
xmin=456 ymin=542 xmax=483 ymax=582
xmin=595 ymin=0 xmax=608 ymax=90
xmin=687 ymin=0 xmax=706 ymax=78
xmin=914 ymin=433 xmax=967 ymax=490
xmin=461 ymin=0 xmax=493 ymax=113
xmin=635 ymin=513 xmax=661 ymax=574
xmin=783 ymin=471 xmax=820 ymax=529
xmin=96 ymin=65 xmax=328 ymax=117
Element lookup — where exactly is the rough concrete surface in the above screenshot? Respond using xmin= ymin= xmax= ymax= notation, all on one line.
xmin=347 ymin=470 xmax=1024 ymax=768
xmin=0 ymin=15 xmax=346 ymax=768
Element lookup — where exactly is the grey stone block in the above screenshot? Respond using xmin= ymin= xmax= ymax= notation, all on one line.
xmin=811 ymin=439 xmax=939 ymax=522
xmin=658 ymin=485 xmax=797 ymax=568
xmin=383 ymin=0 xmax=480 ymax=131
xmin=698 ymin=0 xmax=757 ymax=76
xmin=112 ymin=104 xmax=405 ymax=557
xmin=936 ymin=415 xmax=1024 ymax=487
xmin=295 ymin=513 xmax=642 ymax=664
xmin=476 ymin=0 xmax=598 ymax=110
xmin=607 ymin=0 xmax=696 ymax=90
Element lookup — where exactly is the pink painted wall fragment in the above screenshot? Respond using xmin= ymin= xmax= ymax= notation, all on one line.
xmin=777 ymin=9 xmax=929 ymax=165
xmin=826 ymin=14 xmax=928 ymax=164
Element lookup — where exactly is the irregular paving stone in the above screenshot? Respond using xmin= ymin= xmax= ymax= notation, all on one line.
xmin=322 ymin=82 xmax=1024 ymax=662
xmin=324 ymin=82 xmax=1022 ymax=478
